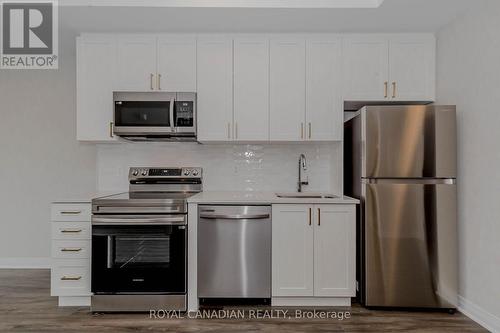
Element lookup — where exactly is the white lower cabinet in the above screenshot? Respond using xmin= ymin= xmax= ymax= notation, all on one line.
xmin=51 ymin=203 xmax=91 ymax=306
xmin=272 ymin=204 xmax=356 ymax=303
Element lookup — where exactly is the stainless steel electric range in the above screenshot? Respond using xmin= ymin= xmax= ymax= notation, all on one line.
xmin=91 ymin=167 xmax=202 ymax=312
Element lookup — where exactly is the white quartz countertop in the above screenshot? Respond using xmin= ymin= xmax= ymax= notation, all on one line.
xmin=52 ymin=191 xmax=117 ymax=204
xmin=187 ymin=191 xmax=359 ymax=205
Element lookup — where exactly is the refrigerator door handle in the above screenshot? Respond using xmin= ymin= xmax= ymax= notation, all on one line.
xmin=362 ymin=178 xmax=456 ymax=185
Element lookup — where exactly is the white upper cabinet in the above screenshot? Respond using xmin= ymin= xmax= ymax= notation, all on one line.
xmin=343 ymin=36 xmax=389 ymax=101
xmin=306 ymin=36 xmax=343 ymax=141
xmin=116 ymin=35 xmax=157 ymax=91
xmin=270 ymin=37 xmax=306 ymax=141
xmin=233 ymin=36 xmax=270 ymax=141
xmin=343 ymin=34 xmax=435 ymax=102
xmin=389 ymin=35 xmax=435 ymax=101
xmin=313 ymin=205 xmax=356 ymax=297
xmin=157 ymin=35 xmax=197 ymax=91
xmin=76 ymin=35 xmax=117 ymax=142
xmin=196 ymin=36 xmax=233 ymax=142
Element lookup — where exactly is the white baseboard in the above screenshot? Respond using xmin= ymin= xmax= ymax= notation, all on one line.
xmin=0 ymin=257 xmax=51 ymax=268
xmin=459 ymin=295 xmax=500 ymax=333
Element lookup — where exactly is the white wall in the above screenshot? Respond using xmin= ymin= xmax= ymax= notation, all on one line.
xmin=0 ymin=31 xmax=97 ymax=267
xmin=97 ymin=142 xmax=343 ymax=194
xmin=436 ymin=1 xmax=500 ymax=331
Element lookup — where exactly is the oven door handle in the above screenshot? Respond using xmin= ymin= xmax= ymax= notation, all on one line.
xmin=92 ymin=216 xmax=186 ymax=225
xmin=199 ymin=214 xmax=270 ymax=220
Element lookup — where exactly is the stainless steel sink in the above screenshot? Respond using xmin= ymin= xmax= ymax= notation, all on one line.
xmin=276 ymin=192 xmax=338 ymax=199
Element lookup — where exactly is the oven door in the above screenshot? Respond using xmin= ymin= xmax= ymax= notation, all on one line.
xmin=91 ymin=220 xmax=186 ymax=294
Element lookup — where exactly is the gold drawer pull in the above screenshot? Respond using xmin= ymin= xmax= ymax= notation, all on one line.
xmin=60 ymin=211 xmax=82 ymax=215
xmin=61 ymin=248 xmax=83 ymax=252
xmin=61 ymin=275 xmax=82 ymax=281
xmin=61 ymin=229 xmax=83 ymax=233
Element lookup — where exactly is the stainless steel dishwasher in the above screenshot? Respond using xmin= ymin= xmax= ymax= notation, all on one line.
xmin=198 ymin=205 xmax=271 ymax=299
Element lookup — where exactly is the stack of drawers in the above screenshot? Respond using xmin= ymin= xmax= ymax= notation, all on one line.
xmin=50 ymin=202 xmax=92 ymax=306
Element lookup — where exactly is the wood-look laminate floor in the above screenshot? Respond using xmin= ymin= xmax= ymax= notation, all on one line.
xmin=0 ymin=270 xmax=486 ymax=333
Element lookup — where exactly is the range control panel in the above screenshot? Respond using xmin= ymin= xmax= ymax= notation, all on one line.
xmin=129 ymin=167 xmax=202 ymax=179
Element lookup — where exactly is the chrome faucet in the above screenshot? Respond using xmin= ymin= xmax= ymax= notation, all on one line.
xmin=298 ymin=154 xmax=309 ymax=193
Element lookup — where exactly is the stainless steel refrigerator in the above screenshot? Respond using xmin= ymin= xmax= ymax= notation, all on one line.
xmin=344 ymin=105 xmax=458 ymax=309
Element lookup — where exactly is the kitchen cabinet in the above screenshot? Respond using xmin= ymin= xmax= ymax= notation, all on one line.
xmin=76 ymin=35 xmax=117 ymax=142
xmin=343 ymin=34 xmax=435 ymax=101
xmin=196 ymin=36 xmax=234 ymax=141
xmin=389 ymin=36 xmax=435 ymax=101
xmin=233 ymin=36 xmax=270 ymax=141
xmin=50 ymin=203 xmax=92 ymax=306
xmin=306 ymin=37 xmax=343 ymax=141
xmin=272 ymin=204 xmax=356 ymax=298
xmin=116 ymin=35 xmax=196 ymax=92
xmin=343 ymin=36 xmax=389 ymax=101
xmin=157 ymin=35 xmax=197 ymax=91
xmin=269 ymin=37 xmax=306 ymax=141
xmin=313 ymin=204 xmax=356 ymax=296
xmin=116 ymin=35 xmax=157 ymax=91
xmin=272 ymin=205 xmax=314 ymax=296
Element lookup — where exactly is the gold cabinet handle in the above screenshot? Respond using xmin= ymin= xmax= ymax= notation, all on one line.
xmin=384 ymin=81 xmax=388 ymax=98
xmin=60 ymin=211 xmax=82 ymax=215
xmin=61 ymin=229 xmax=82 ymax=233
xmin=61 ymin=248 xmax=83 ymax=252
xmin=318 ymin=208 xmax=321 ymax=226
xmin=301 ymin=123 xmax=304 ymax=139
xmin=308 ymin=207 xmax=312 ymax=226
xmin=392 ymin=82 xmax=396 ymax=98
xmin=227 ymin=123 xmax=231 ymax=139
xmin=61 ymin=276 xmax=82 ymax=281
xmin=308 ymin=122 xmax=312 ymax=139
xmin=158 ymin=74 xmax=162 ymax=90
xmin=109 ymin=122 xmax=114 ymax=138
xmin=150 ymin=73 xmax=154 ymax=90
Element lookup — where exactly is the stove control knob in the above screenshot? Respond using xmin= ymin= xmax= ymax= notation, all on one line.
xmin=184 ymin=170 xmax=191 ymax=176
xmin=141 ymin=170 xmax=148 ymax=176
xmin=132 ymin=170 xmax=139 ymax=176
xmin=192 ymin=170 xmax=199 ymax=176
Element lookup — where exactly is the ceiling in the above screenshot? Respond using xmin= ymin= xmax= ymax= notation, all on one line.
xmin=60 ymin=0 xmax=476 ymax=34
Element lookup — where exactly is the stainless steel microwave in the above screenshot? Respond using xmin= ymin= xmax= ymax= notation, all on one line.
xmin=113 ymin=92 xmax=196 ymax=141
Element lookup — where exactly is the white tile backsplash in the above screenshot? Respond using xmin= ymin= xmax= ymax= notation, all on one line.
xmin=97 ymin=142 xmax=342 ymax=193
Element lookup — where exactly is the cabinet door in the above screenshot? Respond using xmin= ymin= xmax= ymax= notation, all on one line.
xmin=196 ymin=36 xmax=233 ymax=142
xmin=272 ymin=205 xmax=314 ymax=297
xmin=306 ymin=37 xmax=342 ymax=141
xmin=270 ymin=37 xmax=306 ymax=141
xmin=313 ymin=205 xmax=356 ymax=297
xmin=389 ymin=36 xmax=435 ymax=101
xmin=76 ymin=35 xmax=117 ymax=141
xmin=343 ymin=36 xmax=389 ymax=101
xmin=116 ymin=35 xmax=157 ymax=91
xmin=233 ymin=36 xmax=269 ymax=141
xmin=157 ymin=35 xmax=197 ymax=91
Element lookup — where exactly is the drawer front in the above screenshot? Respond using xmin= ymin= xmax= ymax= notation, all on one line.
xmin=51 ymin=204 xmax=91 ymax=222
xmin=52 ymin=222 xmax=90 ymax=240
xmin=52 ymin=240 xmax=90 ymax=259
xmin=51 ymin=260 xmax=90 ymax=296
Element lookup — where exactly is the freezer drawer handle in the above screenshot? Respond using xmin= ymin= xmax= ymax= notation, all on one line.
xmin=200 ymin=214 xmax=270 ymax=220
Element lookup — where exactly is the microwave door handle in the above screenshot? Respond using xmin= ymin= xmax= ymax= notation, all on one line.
xmin=169 ymin=98 xmax=175 ymax=132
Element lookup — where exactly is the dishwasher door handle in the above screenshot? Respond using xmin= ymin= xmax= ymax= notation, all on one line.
xmin=199 ymin=214 xmax=270 ymax=220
